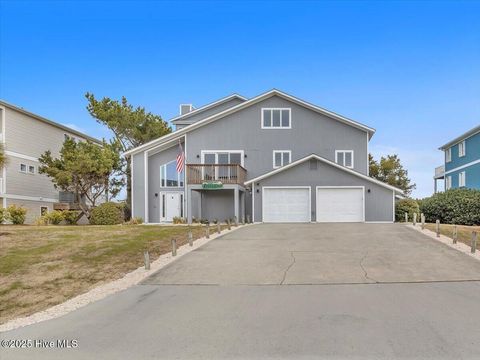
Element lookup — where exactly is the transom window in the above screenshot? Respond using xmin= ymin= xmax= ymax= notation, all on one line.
xmin=446 ymin=148 xmax=452 ymax=162
xmin=160 ymin=160 xmax=184 ymax=187
xmin=459 ymin=171 xmax=466 ymax=187
xmin=273 ymin=150 xmax=291 ymax=168
xmin=262 ymin=108 xmax=291 ymax=129
xmin=458 ymin=141 xmax=466 ymax=157
xmin=335 ymin=150 xmax=354 ymax=169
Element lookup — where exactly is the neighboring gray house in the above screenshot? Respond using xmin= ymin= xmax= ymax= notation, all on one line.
xmin=126 ymin=89 xmax=403 ymax=224
xmin=0 ymin=100 xmax=101 ymax=223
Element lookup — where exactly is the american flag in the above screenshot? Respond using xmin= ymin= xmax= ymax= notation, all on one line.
xmin=176 ymin=141 xmax=185 ymax=173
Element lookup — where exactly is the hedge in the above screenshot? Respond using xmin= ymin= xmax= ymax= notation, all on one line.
xmin=395 ymin=198 xmax=420 ymax=222
xmin=90 ymin=202 xmax=125 ymax=225
xmin=420 ymin=189 xmax=480 ymax=226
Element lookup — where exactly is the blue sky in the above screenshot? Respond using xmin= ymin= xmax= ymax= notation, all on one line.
xmin=1 ymin=0 xmax=479 ymax=198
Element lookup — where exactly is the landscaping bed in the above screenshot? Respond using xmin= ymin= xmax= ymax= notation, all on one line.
xmin=0 ymin=224 xmax=220 ymax=324
xmin=423 ymin=223 xmax=480 ymax=249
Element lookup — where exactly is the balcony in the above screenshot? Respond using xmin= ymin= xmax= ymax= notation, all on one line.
xmin=434 ymin=165 xmax=445 ymax=179
xmin=186 ymin=164 xmax=247 ymax=186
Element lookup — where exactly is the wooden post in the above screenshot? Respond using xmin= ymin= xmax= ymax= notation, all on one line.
xmin=227 ymin=219 xmax=231 ymax=230
xmin=405 ymin=212 xmax=408 ymax=223
xmin=421 ymin=213 xmax=425 ymax=230
xmin=234 ymin=216 xmax=238 ymax=227
xmin=436 ymin=220 xmax=440 ymax=237
xmin=246 ymin=214 xmax=251 ymax=224
xmin=242 ymin=216 xmax=245 ymax=225
xmin=188 ymin=230 xmax=193 ymax=247
xmin=172 ymin=238 xmax=177 ymax=256
xmin=217 ymin=223 xmax=221 ymax=234
xmin=413 ymin=213 xmax=417 ymax=226
xmin=452 ymin=225 xmax=457 ymax=244
xmin=471 ymin=231 xmax=477 ymax=254
xmin=144 ymin=251 xmax=150 ymax=270
xmin=205 ymin=224 xmax=210 ymax=239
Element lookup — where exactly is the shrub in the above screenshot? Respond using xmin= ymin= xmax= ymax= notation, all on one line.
xmin=7 ymin=205 xmax=27 ymax=225
xmin=173 ymin=216 xmax=186 ymax=224
xmin=90 ymin=202 xmax=124 ymax=225
xmin=395 ymin=198 xmax=420 ymax=222
xmin=63 ymin=210 xmax=80 ymax=225
xmin=126 ymin=217 xmax=143 ymax=225
xmin=44 ymin=210 xmax=65 ymax=225
xmin=0 ymin=208 xmax=7 ymax=224
xmin=34 ymin=216 xmax=48 ymax=226
xmin=420 ymin=189 xmax=480 ymax=226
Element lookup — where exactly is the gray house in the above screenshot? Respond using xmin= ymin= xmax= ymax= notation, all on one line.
xmin=126 ymin=90 xmax=402 ymax=224
xmin=0 ymin=100 xmax=101 ymax=223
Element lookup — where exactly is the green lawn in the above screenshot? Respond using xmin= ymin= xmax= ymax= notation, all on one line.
xmin=423 ymin=223 xmax=479 ymax=249
xmin=0 ymin=224 xmax=222 ymax=324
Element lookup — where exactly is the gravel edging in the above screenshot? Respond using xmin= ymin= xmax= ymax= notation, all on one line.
xmin=0 ymin=224 xmax=250 ymax=333
xmin=407 ymin=224 xmax=480 ymax=261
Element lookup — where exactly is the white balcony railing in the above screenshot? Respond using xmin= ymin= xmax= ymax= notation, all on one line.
xmin=434 ymin=165 xmax=445 ymax=179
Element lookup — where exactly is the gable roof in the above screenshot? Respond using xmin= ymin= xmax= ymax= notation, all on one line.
xmin=170 ymin=93 xmax=247 ymax=124
xmin=439 ymin=124 xmax=480 ymax=150
xmin=245 ymin=153 xmax=404 ymax=194
xmin=124 ymin=89 xmax=376 ymax=156
xmin=0 ymin=100 xmax=102 ymax=144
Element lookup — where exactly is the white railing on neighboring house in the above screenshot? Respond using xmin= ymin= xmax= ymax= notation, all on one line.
xmin=434 ymin=165 xmax=445 ymax=178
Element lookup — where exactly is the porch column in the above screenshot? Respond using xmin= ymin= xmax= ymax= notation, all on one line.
xmin=234 ymin=188 xmax=239 ymax=222
xmin=242 ymin=191 xmax=246 ymax=223
xmin=187 ymin=187 xmax=193 ymax=224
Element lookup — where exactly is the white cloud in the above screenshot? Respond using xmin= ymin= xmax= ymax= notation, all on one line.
xmin=369 ymin=144 xmax=443 ymax=199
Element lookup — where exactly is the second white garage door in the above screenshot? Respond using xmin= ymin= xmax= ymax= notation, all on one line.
xmin=263 ymin=187 xmax=311 ymax=223
xmin=316 ymin=187 xmax=364 ymax=222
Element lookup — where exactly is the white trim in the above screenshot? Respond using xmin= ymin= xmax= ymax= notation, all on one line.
xmin=444 ymin=158 xmax=480 ymax=175
xmin=335 ymin=150 xmax=354 ymax=169
xmin=124 ymin=89 xmax=375 ymax=156
xmin=144 ymin=151 xmax=149 ymax=223
xmin=262 ymin=186 xmax=312 ymax=223
xmin=366 ymin=132 xmax=369 ymax=176
xmin=130 ymin=155 xmax=135 ymax=218
xmin=245 ymin=154 xmax=404 ymax=194
xmin=315 ymin=186 xmax=365 ymax=223
xmin=171 ymin=94 xmax=247 ymax=123
xmin=261 ymin=108 xmax=292 ymax=129
xmin=392 ymin=190 xmax=395 ymax=223
xmin=3 ymin=193 xmax=58 ymax=203
xmin=272 ymin=150 xmax=291 ymax=169
xmin=184 ymin=134 xmax=188 ymax=222
xmin=5 ymin=150 xmax=38 ymax=162
xmin=200 ymin=150 xmax=245 ymax=167
xmin=252 ymin=183 xmax=255 ymax=223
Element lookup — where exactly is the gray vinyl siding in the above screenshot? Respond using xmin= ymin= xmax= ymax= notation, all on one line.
xmin=200 ymin=189 xmax=234 ymax=222
xmin=186 ymin=95 xmax=369 ymax=178
xmin=148 ymin=144 xmax=185 ymax=222
xmin=253 ymin=159 xmax=394 ymax=222
xmin=5 ymin=198 xmax=53 ymax=224
xmin=173 ymin=97 xmax=245 ymax=129
xmin=132 ymin=152 xmax=146 ymax=220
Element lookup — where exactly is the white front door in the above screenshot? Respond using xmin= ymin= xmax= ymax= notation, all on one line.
xmin=262 ymin=187 xmax=311 ymax=223
xmin=160 ymin=192 xmax=183 ymax=222
xmin=316 ymin=187 xmax=364 ymax=222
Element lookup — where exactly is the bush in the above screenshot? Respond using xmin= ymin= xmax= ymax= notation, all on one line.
xmin=43 ymin=210 xmax=65 ymax=225
xmin=0 ymin=208 xmax=7 ymax=224
xmin=172 ymin=216 xmax=186 ymax=224
xmin=63 ymin=210 xmax=80 ymax=225
xmin=420 ymin=189 xmax=480 ymax=226
xmin=34 ymin=216 xmax=48 ymax=226
xmin=395 ymin=198 xmax=420 ymax=222
xmin=7 ymin=205 xmax=27 ymax=225
xmin=90 ymin=202 xmax=124 ymax=225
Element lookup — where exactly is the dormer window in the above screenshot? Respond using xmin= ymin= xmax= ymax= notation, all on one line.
xmin=261 ymin=108 xmax=291 ymax=129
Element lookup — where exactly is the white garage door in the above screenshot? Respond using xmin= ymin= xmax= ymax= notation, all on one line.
xmin=316 ymin=187 xmax=364 ymax=222
xmin=263 ymin=187 xmax=311 ymax=223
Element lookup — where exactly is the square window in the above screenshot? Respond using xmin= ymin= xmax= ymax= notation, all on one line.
xmin=336 ymin=151 xmax=354 ymax=169
xmin=273 ymin=151 xmax=291 ymax=168
xmin=28 ymin=165 xmax=35 ymax=174
xmin=20 ymin=164 xmax=27 ymax=173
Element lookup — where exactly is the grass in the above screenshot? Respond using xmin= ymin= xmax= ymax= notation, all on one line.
xmin=0 ymin=224 xmax=226 ymax=324
xmin=423 ymin=223 xmax=480 ymax=249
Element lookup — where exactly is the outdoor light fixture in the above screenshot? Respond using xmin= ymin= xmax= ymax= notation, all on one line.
xmin=367 ymin=189 xmax=371 ymax=193
xmin=244 ymin=154 xmax=247 ymax=158
xmin=196 ymin=154 xmax=200 ymax=158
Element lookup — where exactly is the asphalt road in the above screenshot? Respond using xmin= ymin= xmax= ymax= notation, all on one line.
xmin=2 ymin=224 xmax=480 ymax=359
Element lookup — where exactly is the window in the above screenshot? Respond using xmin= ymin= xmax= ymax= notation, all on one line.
xmin=201 ymin=151 xmax=243 ymax=180
xmin=446 ymin=176 xmax=452 ymax=190
xmin=446 ymin=148 xmax=452 ymax=162
xmin=458 ymin=141 xmax=466 ymax=157
xmin=28 ymin=165 xmax=35 ymax=174
xmin=273 ymin=150 xmax=291 ymax=168
xmin=20 ymin=163 xmax=27 ymax=173
xmin=459 ymin=171 xmax=466 ymax=187
xmin=160 ymin=160 xmax=184 ymax=187
xmin=335 ymin=150 xmax=354 ymax=169
xmin=40 ymin=207 xmax=48 ymax=216
xmin=262 ymin=108 xmax=291 ymax=129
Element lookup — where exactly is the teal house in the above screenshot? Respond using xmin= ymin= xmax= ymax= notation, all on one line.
xmin=434 ymin=125 xmax=480 ymax=192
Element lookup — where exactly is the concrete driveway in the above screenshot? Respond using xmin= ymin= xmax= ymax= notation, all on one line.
xmin=143 ymin=223 xmax=480 ymax=285
xmin=2 ymin=224 xmax=480 ymax=360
